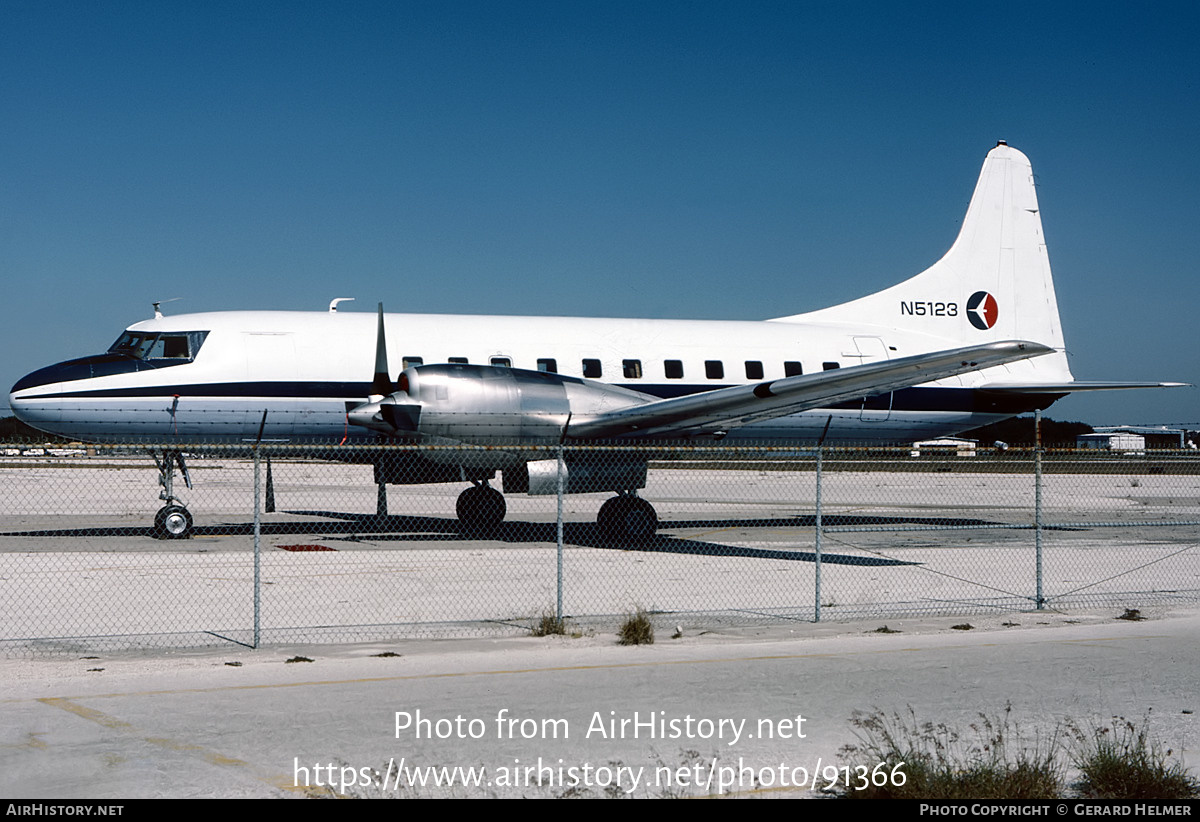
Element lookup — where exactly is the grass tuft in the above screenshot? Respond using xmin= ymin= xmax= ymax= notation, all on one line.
xmin=617 ymin=608 xmax=654 ymax=645
xmin=840 ymin=707 xmax=1199 ymax=800
xmin=839 ymin=704 xmax=1064 ymax=799
xmin=1070 ymin=716 xmax=1199 ymax=799
xmin=531 ymin=611 xmax=567 ymax=637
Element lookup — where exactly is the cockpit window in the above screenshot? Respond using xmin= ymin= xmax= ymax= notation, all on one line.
xmin=109 ymin=330 xmax=209 ymax=361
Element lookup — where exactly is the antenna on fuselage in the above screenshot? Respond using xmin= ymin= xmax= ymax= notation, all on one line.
xmin=152 ymin=298 xmax=182 ymax=319
xmin=329 ymin=297 xmax=356 ymax=312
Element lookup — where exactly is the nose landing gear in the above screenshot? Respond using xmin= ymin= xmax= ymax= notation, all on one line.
xmin=152 ymin=450 xmax=195 ymax=539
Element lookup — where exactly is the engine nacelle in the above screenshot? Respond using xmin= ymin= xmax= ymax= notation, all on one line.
xmin=503 ymin=458 xmax=648 ymax=495
xmin=354 ymin=364 xmax=655 ymax=443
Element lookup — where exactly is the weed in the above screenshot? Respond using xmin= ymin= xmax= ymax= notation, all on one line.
xmin=284 ymin=655 xmax=313 ymax=663
xmin=838 ymin=704 xmax=1064 ymax=799
xmin=1116 ymin=608 xmax=1146 ymax=621
xmin=1068 ymin=716 xmax=1198 ymax=799
xmin=531 ymin=611 xmax=567 ymax=637
xmin=871 ymin=625 xmax=901 ymax=634
xmin=617 ymin=608 xmax=654 ymax=645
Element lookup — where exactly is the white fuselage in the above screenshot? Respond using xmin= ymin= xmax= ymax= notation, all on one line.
xmin=8 ymin=308 xmax=1058 ymax=444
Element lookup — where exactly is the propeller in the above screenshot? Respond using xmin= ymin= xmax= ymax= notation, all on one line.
xmin=348 ymin=303 xmax=422 ymax=435
xmin=370 ymin=303 xmax=393 ymax=399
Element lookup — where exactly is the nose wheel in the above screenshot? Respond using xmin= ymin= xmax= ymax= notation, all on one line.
xmin=154 ymin=504 xmax=194 ymax=539
xmin=456 ymin=483 xmax=506 ymax=535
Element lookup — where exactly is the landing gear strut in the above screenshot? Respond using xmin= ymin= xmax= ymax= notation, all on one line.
xmin=597 ymin=492 xmax=658 ymax=543
xmin=152 ymin=450 xmax=194 ymax=539
xmin=456 ymin=482 xmax=506 ymax=535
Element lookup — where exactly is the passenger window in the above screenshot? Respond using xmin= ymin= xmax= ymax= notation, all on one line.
xmin=448 ymin=357 xmax=468 ymax=364
xmin=537 ymin=358 xmax=558 ymax=373
xmin=823 ymin=361 xmax=840 ymax=371
xmin=402 ymin=356 xmax=423 ymax=369
xmin=784 ymin=361 xmax=803 ymax=377
xmin=491 ymin=357 xmax=511 ymax=367
xmin=744 ymin=361 xmax=763 ymax=380
xmin=705 ymin=360 xmax=724 ymax=379
xmin=583 ymin=359 xmax=602 ymax=378
xmin=623 ymin=360 xmax=642 ymax=379
xmin=664 ymin=360 xmax=684 ymax=379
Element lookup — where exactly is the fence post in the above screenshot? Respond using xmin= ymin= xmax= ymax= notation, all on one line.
xmin=1034 ymin=409 xmax=1045 ymax=609
xmin=814 ymin=444 xmax=823 ymax=622
xmin=253 ymin=446 xmax=262 ymax=647
xmin=556 ymin=444 xmax=565 ymax=621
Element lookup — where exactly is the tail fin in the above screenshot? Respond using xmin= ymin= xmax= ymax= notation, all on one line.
xmin=773 ymin=142 xmax=1072 ymax=380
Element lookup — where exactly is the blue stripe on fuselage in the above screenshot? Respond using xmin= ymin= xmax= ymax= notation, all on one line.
xmin=15 ymin=380 xmax=1060 ymax=415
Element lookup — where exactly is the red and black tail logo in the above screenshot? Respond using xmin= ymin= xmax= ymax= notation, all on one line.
xmin=966 ymin=291 xmax=999 ymax=330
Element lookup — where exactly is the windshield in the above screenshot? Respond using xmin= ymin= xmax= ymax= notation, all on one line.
xmin=108 ymin=330 xmax=210 ymax=361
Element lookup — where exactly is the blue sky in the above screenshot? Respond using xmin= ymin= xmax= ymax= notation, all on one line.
xmin=3 ymin=1 xmax=1197 ymax=427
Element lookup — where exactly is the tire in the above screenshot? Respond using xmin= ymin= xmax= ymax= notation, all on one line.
xmin=456 ymin=485 xmax=506 ymax=535
xmin=598 ymin=496 xmax=657 ymax=544
xmin=153 ymin=504 xmax=194 ymax=540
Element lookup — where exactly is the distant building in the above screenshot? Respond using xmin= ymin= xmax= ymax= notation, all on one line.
xmin=1076 ymin=432 xmax=1145 ymax=453
xmin=1091 ymin=426 xmax=1190 ymax=450
xmin=911 ymin=437 xmax=977 ymax=458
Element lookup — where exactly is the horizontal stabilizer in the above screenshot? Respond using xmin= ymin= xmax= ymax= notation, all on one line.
xmin=567 ymin=340 xmax=1053 ymax=439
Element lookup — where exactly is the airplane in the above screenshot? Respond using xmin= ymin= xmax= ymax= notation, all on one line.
xmin=8 ymin=142 xmax=1181 ymax=541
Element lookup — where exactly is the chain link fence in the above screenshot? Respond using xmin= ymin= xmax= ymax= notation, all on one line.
xmin=1 ymin=439 xmax=1197 ymax=653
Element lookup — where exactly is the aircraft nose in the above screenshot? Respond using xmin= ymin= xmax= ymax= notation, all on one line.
xmin=9 ymin=373 xmax=57 ymax=431
xmin=10 ymin=366 xmax=53 ymax=401
xmin=11 ymin=364 xmax=64 ymax=395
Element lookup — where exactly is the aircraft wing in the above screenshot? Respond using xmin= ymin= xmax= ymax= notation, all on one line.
xmin=566 ymin=340 xmax=1054 ymax=439
xmin=977 ymin=381 xmax=1188 ymax=393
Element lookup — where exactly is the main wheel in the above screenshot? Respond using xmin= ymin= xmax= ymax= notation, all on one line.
xmin=598 ymin=495 xmax=658 ymax=544
xmin=153 ymin=504 xmax=194 ymax=540
xmin=456 ymin=485 xmax=506 ymax=535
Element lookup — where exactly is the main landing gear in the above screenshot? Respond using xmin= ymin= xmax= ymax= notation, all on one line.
xmin=456 ymin=481 xmax=507 ymax=534
xmin=152 ymin=450 xmax=194 ymax=539
xmin=453 ymin=484 xmax=658 ymax=543
xmin=597 ymin=492 xmax=658 ymax=543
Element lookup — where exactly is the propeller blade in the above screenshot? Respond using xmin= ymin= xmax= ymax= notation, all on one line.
xmin=371 ymin=302 xmax=392 ymax=397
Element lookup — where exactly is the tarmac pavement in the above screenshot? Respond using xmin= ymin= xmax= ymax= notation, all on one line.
xmin=3 ymin=607 xmax=1198 ymax=798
